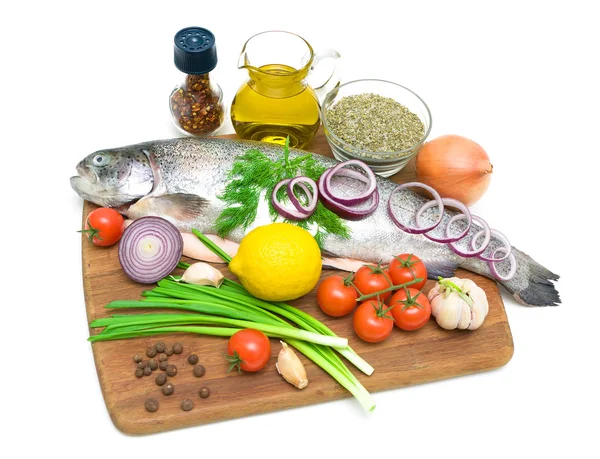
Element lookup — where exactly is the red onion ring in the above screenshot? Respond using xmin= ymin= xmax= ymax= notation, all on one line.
xmin=324 ymin=160 xmax=377 ymax=205
xmin=471 ymin=229 xmax=512 ymax=262
xmin=318 ymin=168 xmax=379 ymax=220
xmin=416 ymin=197 xmax=472 ymax=243
xmin=271 ymin=179 xmax=312 ymax=221
xmin=448 ymin=216 xmax=491 ymax=257
xmin=388 ymin=182 xmax=444 ymax=234
xmin=118 ymin=216 xmax=183 ymax=284
xmin=287 ymin=176 xmax=318 ymax=215
xmin=488 ymin=247 xmax=517 ymax=281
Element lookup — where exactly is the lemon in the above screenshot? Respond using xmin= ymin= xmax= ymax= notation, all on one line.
xmin=229 ymin=223 xmax=322 ymax=302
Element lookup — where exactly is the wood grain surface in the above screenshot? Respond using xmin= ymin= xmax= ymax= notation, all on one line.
xmin=81 ymin=128 xmax=514 ymax=435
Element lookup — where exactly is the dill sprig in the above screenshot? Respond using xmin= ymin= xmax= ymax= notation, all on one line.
xmin=215 ymin=138 xmax=350 ymax=247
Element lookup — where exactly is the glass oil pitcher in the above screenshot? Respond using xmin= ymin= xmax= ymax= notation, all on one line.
xmin=230 ymin=31 xmax=341 ymax=149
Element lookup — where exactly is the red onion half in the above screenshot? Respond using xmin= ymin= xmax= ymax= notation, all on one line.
xmin=118 ymin=216 xmax=183 ymax=284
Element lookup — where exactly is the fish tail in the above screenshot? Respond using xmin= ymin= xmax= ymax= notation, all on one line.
xmin=501 ymin=250 xmax=561 ymax=307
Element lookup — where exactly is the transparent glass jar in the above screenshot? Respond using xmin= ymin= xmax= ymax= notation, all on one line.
xmin=169 ymin=27 xmax=225 ymax=136
xmin=169 ymin=72 xmax=225 ymax=136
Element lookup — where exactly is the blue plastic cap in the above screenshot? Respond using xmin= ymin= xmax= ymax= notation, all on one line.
xmin=174 ymin=27 xmax=218 ymax=74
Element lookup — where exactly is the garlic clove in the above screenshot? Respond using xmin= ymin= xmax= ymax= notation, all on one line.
xmin=181 ymin=262 xmax=224 ymax=287
xmin=276 ymin=341 xmax=308 ymax=389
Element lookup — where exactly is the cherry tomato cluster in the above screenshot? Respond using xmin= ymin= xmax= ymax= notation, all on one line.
xmin=317 ymin=253 xmax=432 ymax=343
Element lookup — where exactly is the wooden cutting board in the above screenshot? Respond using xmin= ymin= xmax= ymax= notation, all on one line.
xmin=81 ymin=129 xmax=513 ymax=435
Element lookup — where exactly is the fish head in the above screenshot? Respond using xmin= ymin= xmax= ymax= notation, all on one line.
xmin=70 ymin=147 xmax=154 ymax=207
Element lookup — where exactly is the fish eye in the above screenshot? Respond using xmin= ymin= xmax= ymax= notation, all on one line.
xmin=92 ymin=154 xmax=109 ymax=167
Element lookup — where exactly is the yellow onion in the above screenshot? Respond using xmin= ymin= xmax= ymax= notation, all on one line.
xmin=415 ymin=135 xmax=493 ymax=206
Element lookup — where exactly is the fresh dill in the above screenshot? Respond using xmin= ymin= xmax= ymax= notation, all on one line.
xmin=215 ymin=138 xmax=350 ymax=247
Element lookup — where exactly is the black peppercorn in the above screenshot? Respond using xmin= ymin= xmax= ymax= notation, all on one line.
xmin=187 ymin=354 xmax=199 ymax=365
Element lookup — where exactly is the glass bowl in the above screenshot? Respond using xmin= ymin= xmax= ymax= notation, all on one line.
xmin=321 ymin=79 xmax=432 ymax=177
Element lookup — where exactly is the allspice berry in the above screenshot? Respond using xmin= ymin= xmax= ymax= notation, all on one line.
xmin=181 ymin=399 xmax=194 ymax=411
xmin=159 ymin=360 xmax=169 ymax=371
xmin=135 ymin=368 xmax=144 ymax=378
xmin=145 ymin=398 xmax=159 ymax=412
xmin=173 ymin=343 xmax=183 ymax=354
xmin=155 ymin=341 xmax=166 ymax=353
xmin=193 ymin=365 xmax=206 ymax=377
xmin=155 ymin=373 xmax=167 ymax=386
xmin=162 ymin=383 xmax=175 ymax=396
xmin=166 ymin=365 xmax=177 ymax=377
xmin=146 ymin=345 xmax=157 ymax=358
xmin=148 ymin=359 xmax=158 ymax=370
xmin=199 ymin=387 xmax=210 ymax=399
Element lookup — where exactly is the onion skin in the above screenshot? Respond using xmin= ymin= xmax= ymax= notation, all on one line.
xmin=415 ymin=135 xmax=493 ymax=206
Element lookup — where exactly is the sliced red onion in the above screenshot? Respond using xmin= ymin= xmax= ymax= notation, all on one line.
xmin=488 ymin=247 xmax=517 ymax=281
xmin=324 ymin=160 xmax=377 ymax=205
xmin=448 ymin=216 xmax=491 ymax=257
xmin=388 ymin=182 xmax=444 ymax=234
xmin=287 ymin=176 xmax=318 ymax=215
xmin=118 ymin=216 xmax=183 ymax=284
xmin=416 ymin=197 xmax=472 ymax=243
xmin=318 ymin=168 xmax=379 ymax=220
xmin=271 ymin=179 xmax=311 ymax=221
xmin=471 ymin=229 xmax=512 ymax=262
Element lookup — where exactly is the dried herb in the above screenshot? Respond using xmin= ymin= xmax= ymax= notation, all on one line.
xmin=170 ymin=74 xmax=224 ymax=135
xmin=215 ymin=138 xmax=350 ymax=248
xmin=327 ymin=93 xmax=424 ymax=155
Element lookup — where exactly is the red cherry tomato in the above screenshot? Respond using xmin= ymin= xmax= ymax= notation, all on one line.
xmin=353 ymin=264 xmax=393 ymax=301
xmin=317 ymin=275 xmax=359 ymax=317
xmin=389 ymin=288 xmax=432 ymax=331
xmin=353 ymin=299 xmax=395 ymax=343
xmin=79 ymin=208 xmax=125 ymax=247
xmin=388 ymin=254 xmax=428 ymax=291
xmin=227 ymin=329 xmax=271 ymax=372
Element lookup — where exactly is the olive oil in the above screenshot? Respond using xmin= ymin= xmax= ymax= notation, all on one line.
xmin=231 ymin=64 xmax=321 ymax=149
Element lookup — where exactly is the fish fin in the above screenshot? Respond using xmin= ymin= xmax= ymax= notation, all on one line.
xmin=424 ymin=259 xmax=460 ymax=279
xmin=182 ymin=233 xmax=239 ymax=263
xmin=321 ymin=257 xmax=371 ymax=272
xmin=129 ymin=193 xmax=209 ymax=222
xmin=503 ymin=251 xmax=561 ymax=307
xmin=142 ymin=149 xmax=167 ymax=196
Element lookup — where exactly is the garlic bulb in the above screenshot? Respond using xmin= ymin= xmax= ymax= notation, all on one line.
xmin=276 ymin=341 xmax=308 ymax=389
xmin=427 ymin=277 xmax=489 ymax=330
xmin=181 ymin=262 xmax=224 ymax=287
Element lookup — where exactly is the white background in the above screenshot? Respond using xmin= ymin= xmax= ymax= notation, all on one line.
xmin=1 ymin=0 xmax=598 ymax=458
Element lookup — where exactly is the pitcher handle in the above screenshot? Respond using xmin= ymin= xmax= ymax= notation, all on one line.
xmin=307 ymin=49 xmax=342 ymax=103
